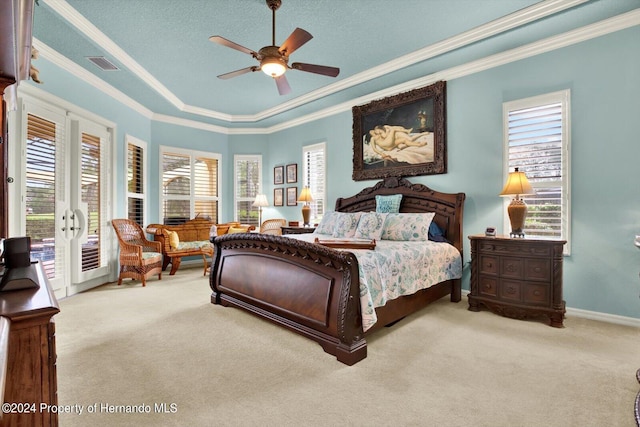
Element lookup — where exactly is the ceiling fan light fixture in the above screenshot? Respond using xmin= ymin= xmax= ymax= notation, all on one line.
xmin=261 ymin=57 xmax=286 ymax=77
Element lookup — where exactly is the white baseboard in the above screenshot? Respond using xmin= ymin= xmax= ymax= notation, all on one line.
xmin=565 ymin=307 xmax=640 ymax=328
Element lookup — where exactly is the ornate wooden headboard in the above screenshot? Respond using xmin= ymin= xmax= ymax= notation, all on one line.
xmin=334 ymin=177 xmax=466 ymax=253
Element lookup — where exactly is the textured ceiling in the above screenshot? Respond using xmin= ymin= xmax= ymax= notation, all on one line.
xmin=31 ymin=0 xmax=639 ymax=129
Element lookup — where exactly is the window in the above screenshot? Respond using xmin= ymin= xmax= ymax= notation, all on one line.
xmin=234 ymin=155 xmax=262 ymax=226
xmin=160 ymin=147 xmax=220 ymax=225
xmin=503 ymin=90 xmax=571 ymax=253
xmin=126 ymin=136 xmax=147 ymax=227
xmin=302 ymin=143 xmax=326 ymax=223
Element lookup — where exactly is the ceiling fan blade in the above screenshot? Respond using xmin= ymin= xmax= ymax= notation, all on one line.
xmin=279 ymin=28 xmax=313 ymax=56
xmin=275 ymin=74 xmax=291 ymax=96
xmin=291 ymin=62 xmax=340 ymax=77
xmin=217 ymin=66 xmax=259 ymax=80
xmin=209 ymin=36 xmax=258 ymax=58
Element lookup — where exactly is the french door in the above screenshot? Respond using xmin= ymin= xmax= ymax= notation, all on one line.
xmin=10 ymin=99 xmax=113 ymax=299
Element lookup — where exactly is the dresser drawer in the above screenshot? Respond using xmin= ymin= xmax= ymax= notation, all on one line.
xmin=523 ymin=283 xmax=550 ymax=305
xmin=478 ymin=276 xmax=498 ymax=297
xmin=499 ymin=280 xmax=522 ymax=302
xmin=524 ymin=259 xmax=551 ymax=281
xmin=479 ymin=255 xmax=498 ymax=275
xmin=501 ymin=257 xmax=523 ymax=279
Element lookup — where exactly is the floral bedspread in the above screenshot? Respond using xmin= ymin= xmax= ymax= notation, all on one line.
xmin=288 ymin=234 xmax=462 ymax=331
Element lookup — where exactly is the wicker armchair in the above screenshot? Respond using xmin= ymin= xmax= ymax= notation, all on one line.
xmin=111 ymin=219 xmax=162 ymax=286
xmin=260 ymin=218 xmax=287 ymax=236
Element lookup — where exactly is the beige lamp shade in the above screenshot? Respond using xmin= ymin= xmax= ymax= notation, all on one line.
xmin=252 ymin=194 xmax=269 ymax=208
xmin=297 ymin=187 xmax=314 ymax=203
xmin=499 ymin=168 xmax=534 ymax=237
xmin=297 ymin=187 xmax=314 ymax=226
xmin=500 ymin=168 xmax=533 ymax=198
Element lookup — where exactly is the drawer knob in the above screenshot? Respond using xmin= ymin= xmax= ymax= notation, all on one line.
xmin=506 ymin=286 xmax=516 ymax=295
xmin=486 ymin=262 xmax=493 ymax=268
xmin=534 ymin=290 xmax=541 ymax=296
xmin=534 ymin=267 xmax=541 ymax=272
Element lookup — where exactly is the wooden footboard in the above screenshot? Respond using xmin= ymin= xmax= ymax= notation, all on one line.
xmin=210 ymin=233 xmax=367 ymax=365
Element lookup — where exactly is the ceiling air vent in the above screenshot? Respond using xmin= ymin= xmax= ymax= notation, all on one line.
xmin=86 ymin=56 xmax=119 ymax=71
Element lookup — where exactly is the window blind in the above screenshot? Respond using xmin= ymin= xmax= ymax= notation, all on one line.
xmin=26 ymin=113 xmax=61 ymax=279
xmin=234 ymin=156 xmax=261 ymax=226
xmin=506 ymin=96 xmax=568 ymax=241
xmin=80 ymin=132 xmax=102 ymax=272
xmin=303 ymin=143 xmax=326 ymax=222
xmin=127 ymin=142 xmax=144 ymax=227
xmin=161 ymin=150 xmax=219 ymax=225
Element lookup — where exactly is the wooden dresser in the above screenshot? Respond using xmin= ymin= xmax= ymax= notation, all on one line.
xmin=468 ymin=234 xmax=566 ymax=327
xmin=0 ymin=262 xmax=59 ymax=427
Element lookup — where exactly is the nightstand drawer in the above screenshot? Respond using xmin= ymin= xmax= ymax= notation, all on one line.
xmin=523 ymin=283 xmax=550 ymax=305
xmin=501 ymin=257 xmax=523 ymax=279
xmin=479 ymin=255 xmax=498 ymax=275
xmin=478 ymin=276 xmax=498 ymax=297
xmin=499 ymin=280 xmax=522 ymax=301
xmin=524 ymin=259 xmax=550 ymax=281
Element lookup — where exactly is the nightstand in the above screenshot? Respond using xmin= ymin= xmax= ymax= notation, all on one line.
xmin=281 ymin=226 xmax=316 ymax=235
xmin=468 ymin=234 xmax=566 ymax=327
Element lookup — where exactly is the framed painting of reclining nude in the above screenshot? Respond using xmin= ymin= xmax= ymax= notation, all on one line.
xmin=352 ymin=80 xmax=446 ymax=181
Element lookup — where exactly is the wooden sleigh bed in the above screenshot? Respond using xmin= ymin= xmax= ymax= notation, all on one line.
xmin=209 ymin=177 xmax=465 ymax=365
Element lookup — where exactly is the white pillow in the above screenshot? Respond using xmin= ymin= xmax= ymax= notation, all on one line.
xmin=381 ymin=212 xmax=435 ymax=241
xmin=332 ymin=212 xmax=363 ymax=238
xmin=315 ymin=211 xmax=339 ymax=235
xmin=355 ymin=212 xmax=388 ymax=240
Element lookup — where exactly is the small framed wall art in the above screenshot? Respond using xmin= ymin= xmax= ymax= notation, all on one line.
xmin=286 ymin=163 xmax=297 ymax=184
xmin=286 ymin=187 xmax=298 ymax=206
xmin=274 ymin=166 xmax=284 ymax=185
xmin=274 ymin=188 xmax=284 ymax=206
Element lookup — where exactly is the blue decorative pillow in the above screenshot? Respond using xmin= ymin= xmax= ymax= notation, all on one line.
xmin=315 ymin=211 xmax=339 ymax=235
xmin=428 ymin=221 xmax=449 ymax=242
xmin=375 ymin=194 xmax=402 ymax=213
xmin=332 ymin=212 xmax=362 ymax=238
xmin=381 ymin=212 xmax=435 ymax=241
xmin=354 ymin=212 xmax=388 ymax=240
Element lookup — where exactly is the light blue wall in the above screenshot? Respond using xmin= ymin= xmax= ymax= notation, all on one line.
xmin=22 ymin=25 xmax=639 ymax=320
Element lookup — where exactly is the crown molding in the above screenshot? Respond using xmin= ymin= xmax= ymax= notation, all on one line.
xmin=43 ymin=0 xmax=185 ymax=111
xmin=32 ymin=38 xmax=154 ymax=119
xmin=36 ymin=3 xmax=639 ymax=135
xmin=42 ymin=0 xmax=589 ymax=123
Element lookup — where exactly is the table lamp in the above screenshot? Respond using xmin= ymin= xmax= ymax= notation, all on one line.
xmin=499 ymin=168 xmax=534 ymax=237
xmin=297 ymin=187 xmax=314 ymax=227
xmin=252 ymin=194 xmax=269 ymax=226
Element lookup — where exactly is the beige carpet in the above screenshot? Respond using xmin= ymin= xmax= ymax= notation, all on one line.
xmin=55 ymin=266 xmax=639 ymax=427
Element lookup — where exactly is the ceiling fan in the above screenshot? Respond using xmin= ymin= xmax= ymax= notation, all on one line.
xmin=209 ymin=0 xmax=340 ymax=96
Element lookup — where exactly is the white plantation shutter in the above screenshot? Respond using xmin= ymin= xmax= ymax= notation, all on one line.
xmin=161 ymin=148 xmax=220 ymax=225
xmin=26 ymin=113 xmax=65 ymax=279
xmin=194 ymin=156 xmax=219 ymax=220
xmin=127 ymin=140 xmax=145 ymax=227
xmin=80 ymin=132 xmax=102 ymax=271
xmin=302 ymin=143 xmax=326 ymax=222
xmin=504 ymin=90 xmax=571 ymax=252
xmin=234 ymin=155 xmax=261 ymax=226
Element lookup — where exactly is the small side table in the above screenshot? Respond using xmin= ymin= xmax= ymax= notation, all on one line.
xmin=282 ymin=226 xmax=316 ymax=235
xmin=468 ymin=234 xmax=566 ymax=327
